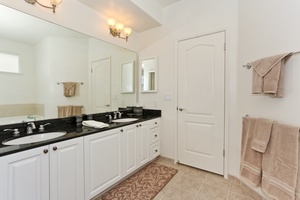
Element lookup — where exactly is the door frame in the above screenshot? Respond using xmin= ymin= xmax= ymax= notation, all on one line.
xmin=174 ymin=29 xmax=229 ymax=178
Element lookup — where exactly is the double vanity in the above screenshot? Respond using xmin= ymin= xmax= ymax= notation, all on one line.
xmin=0 ymin=109 xmax=161 ymax=200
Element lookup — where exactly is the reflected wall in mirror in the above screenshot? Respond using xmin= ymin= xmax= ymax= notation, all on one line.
xmin=141 ymin=57 xmax=158 ymax=93
xmin=121 ymin=62 xmax=135 ymax=94
xmin=0 ymin=4 xmax=137 ymax=125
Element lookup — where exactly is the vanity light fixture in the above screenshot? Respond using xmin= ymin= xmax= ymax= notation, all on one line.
xmin=107 ymin=18 xmax=132 ymax=42
xmin=25 ymin=0 xmax=62 ymax=13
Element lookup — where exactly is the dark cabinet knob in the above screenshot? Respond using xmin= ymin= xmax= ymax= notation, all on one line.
xmin=121 ymin=129 xmax=123 ymax=132
xmin=155 ymin=122 xmax=158 ymax=124
xmin=139 ymin=124 xmax=142 ymax=127
xmin=155 ymin=150 xmax=158 ymax=153
xmin=155 ymin=134 xmax=158 ymax=137
xmin=53 ymin=146 xmax=58 ymax=151
xmin=43 ymin=149 xmax=48 ymax=154
xmin=136 ymin=125 xmax=139 ymax=128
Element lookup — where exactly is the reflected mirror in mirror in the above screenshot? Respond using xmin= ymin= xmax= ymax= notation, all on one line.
xmin=121 ymin=62 xmax=135 ymax=94
xmin=0 ymin=4 xmax=137 ymax=125
xmin=141 ymin=57 xmax=158 ymax=93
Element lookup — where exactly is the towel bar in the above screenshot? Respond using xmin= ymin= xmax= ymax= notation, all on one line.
xmin=243 ymin=51 xmax=300 ymax=70
xmin=57 ymin=82 xmax=84 ymax=85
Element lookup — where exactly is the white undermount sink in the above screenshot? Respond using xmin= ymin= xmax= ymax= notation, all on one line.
xmin=2 ymin=131 xmax=67 ymax=145
xmin=112 ymin=118 xmax=139 ymax=123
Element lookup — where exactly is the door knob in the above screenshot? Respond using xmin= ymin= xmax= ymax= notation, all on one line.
xmin=178 ymin=107 xmax=185 ymax=111
xmin=105 ymin=104 xmax=110 ymax=107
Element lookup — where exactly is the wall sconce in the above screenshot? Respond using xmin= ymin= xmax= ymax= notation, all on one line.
xmin=107 ymin=18 xmax=132 ymax=42
xmin=25 ymin=0 xmax=62 ymax=13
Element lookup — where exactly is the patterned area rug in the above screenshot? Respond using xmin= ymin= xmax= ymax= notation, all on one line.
xmin=101 ymin=162 xmax=178 ymax=200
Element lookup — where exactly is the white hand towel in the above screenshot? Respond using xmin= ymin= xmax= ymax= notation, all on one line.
xmin=82 ymin=120 xmax=109 ymax=128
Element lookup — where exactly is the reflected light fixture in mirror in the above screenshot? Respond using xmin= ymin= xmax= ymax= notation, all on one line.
xmin=107 ymin=18 xmax=132 ymax=42
xmin=25 ymin=0 xmax=62 ymax=13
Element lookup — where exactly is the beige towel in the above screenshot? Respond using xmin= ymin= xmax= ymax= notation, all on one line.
xmin=240 ymin=117 xmax=263 ymax=186
xmin=72 ymin=106 xmax=82 ymax=116
xmin=57 ymin=105 xmax=73 ymax=118
xmin=63 ymin=82 xmax=77 ymax=97
xmin=296 ymin=134 xmax=300 ymax=200
xmin=262 ymin=122 xmax=299 ymax=200
xmin=251 ymin=52 xmax=292 ymax=97
xmin=251 ymin=118 xmax=274 ymax=153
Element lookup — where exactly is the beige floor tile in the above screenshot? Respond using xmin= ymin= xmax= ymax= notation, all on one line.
xmin=183 ymin=166 xmax=208 ymax=180
xmin=204 ymin=173 xmax=231 ymax=191
xmin=228 ymin=192 xmax=254 ymax=200
xmin=161 ymin=188 xmax=196 ymax=200
xmin=230 ymin=182 xmax=256 ymax=199
xmin=197 ymin=183 xmax=228 ymax=200
xmin=173 ymin=176 xmax=203 ymax=195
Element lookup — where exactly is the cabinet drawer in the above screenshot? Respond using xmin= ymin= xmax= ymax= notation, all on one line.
xmin=150 ymin=142 xmax=160 ymax=160
xmin=148 ymin=118 xmax=160 ymax=130
xmin=149 ymin=127 xmax=159 ymax=144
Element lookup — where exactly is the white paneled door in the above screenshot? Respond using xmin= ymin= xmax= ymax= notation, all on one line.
xmin=177 ymin=31 xmax=225 ymax=175
xmin=91 ymin=58 xmax=111 ymax=113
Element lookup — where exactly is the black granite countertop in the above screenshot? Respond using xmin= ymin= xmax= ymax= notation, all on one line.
xmin=0 ymin=109 xmax=161 ymax=157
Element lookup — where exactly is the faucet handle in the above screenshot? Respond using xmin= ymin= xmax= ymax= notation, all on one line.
xmin=106 ymin=114 xmax=112 ymax=123
xmin=3 ymin=129 xmax=20 ymax=136
xmin=39 ymin=123 xmax=51 ymax=131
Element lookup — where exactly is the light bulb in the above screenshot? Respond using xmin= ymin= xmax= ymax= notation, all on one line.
xmin=50 ymin=0 xmax=62 ymax=5
xmin=107 ymin=18 xmax=116 ymax=28
xmin=115 ymin=23 xmax=124 ymax=32
xmin=123 ymin=27 xmax=132 ymax=36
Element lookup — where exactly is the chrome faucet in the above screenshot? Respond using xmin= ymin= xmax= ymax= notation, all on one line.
xmin=27 ymin=122 xmax=36 ymax=134
xmin=114 ymin=111 xmax=122 ymax=119
xmin=106 ymin=114 xmax=112 ymax=123
xmin=3 ymin=129 xmax=20 ymax=136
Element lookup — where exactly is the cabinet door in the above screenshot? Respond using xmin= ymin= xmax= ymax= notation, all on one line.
xmin=50 ymin=137 xmax=84 ymax=200
xmin=0 ymin=146 xmax=49 ymax=200
xmin=84 ymin=129 xmax=122 ymax=200
xmin=122 ymin=124 xmax=139 ymax=176
xmin=139 ymin=122 xmax=150 ymax=166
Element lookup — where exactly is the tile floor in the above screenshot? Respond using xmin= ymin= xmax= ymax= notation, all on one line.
xmin=153 ymin=157 xmax=260 ymax=200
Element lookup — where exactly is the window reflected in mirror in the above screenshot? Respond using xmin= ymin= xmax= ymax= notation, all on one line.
xmin=141 ymin=57 xmax=158 ymax=93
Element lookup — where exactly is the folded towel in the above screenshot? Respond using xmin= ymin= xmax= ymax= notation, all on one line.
xmin=262 ymin=122 xmax=299 ymax=200
xmin=82 ymin=120 xmax=109 ymax=128
xmin=63 ymin=82 xmax=77 ymax=97
xmin=240 ymin=117 xmax=263 ymax=186
xmin=251 ymin=118 xmax=274 ymax=153
xmin=296 ymin=135 xmax=300 ymax=200
xmin=251 ymin=52 xmax=292 ymax=97
xmin=72 ymin=106 xmax=83 ymax=116
xmin=57 ymin=105 xmax=73 ymax=118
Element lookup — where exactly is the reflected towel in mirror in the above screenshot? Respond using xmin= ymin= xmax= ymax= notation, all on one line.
xmin=63 ymin=82 xmax=77 ymax=97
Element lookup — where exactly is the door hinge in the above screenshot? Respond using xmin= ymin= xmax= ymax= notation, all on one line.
xmin=224 ymin=42 xmax=226 ymax=51
xmin=223 ymin=149 xmax=225 ymax=157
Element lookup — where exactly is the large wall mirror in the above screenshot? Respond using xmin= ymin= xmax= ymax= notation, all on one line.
xmin=0 ymin=4 xmax=137 ymax=125
xmin=141 ymin=57 xmax=158 ymax=93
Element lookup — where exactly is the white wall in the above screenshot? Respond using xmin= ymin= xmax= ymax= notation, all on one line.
xmin=237 ymin=0 xmax=300 ymax=177
xmin=138 ymin=0 xmax=239 ymax=176
xmin=35 ymin=37 xmax=89 ymax=119
xmin=0 ymin=38 xmax=36 ymax=104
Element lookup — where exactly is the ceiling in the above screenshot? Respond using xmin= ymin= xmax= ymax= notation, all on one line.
xmin=76 ymin=0 xmax=181 ymax=33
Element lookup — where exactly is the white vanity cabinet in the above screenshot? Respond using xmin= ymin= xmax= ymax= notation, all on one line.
xmin=148 ymin=118 xmax=161 ymax=160
xmin=84 ymin=128 xmax=123 ymax=200
xmin=122 ymin=124 xmax=139 ymax=177
xmin=122 ymin=121 xmax=150 ymax=177
xmin=0 ymin=137 xmax=84 ymax=200
xmin=49 ymin=137 xmax=84 ymax=200
xmin=0 ymin=146 xmax=49 ymax=200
